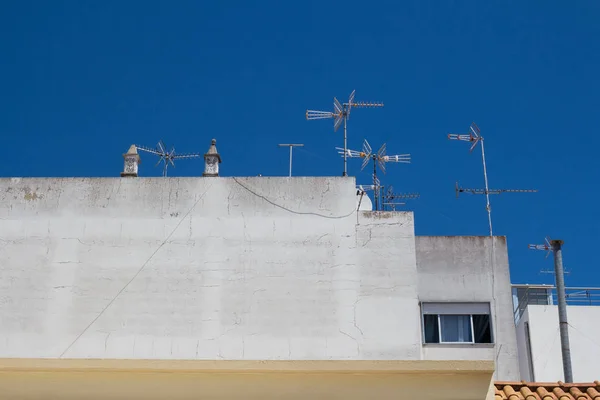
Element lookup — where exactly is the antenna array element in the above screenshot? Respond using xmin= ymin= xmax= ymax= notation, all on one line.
xmin=382 ymin=185 xmax=420 ymax=210
xmin=342 ymin=139 xmax=411 ymax=210
xmin=455 ymin=182 xmax=538 ymax=198
xmin=136 ymin=140 xmax=201 ymax=177
xmin=306 ymin=90 xmax=383 ymax=176
xmin=528 ymin=236 xmax=553 ymax=259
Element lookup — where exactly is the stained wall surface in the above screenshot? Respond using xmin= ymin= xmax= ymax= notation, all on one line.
xmin=0 ymin=177 xmax=419 ymax=360
xmin=415 ymin=236 xmax=520 ymax=380
xmin=0 ymin=177 xmax=518 ymax=380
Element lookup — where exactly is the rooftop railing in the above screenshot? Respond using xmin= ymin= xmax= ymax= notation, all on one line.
xmin=512 ymin=284 xmax=600 ymax=324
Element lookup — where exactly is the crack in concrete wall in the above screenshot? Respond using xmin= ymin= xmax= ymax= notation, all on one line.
xmin=0 ymin=177 xmax=518 ymax=380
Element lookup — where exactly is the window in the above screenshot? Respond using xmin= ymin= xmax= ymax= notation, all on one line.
xmin=422 ymin=302 xmax=493 ymax=344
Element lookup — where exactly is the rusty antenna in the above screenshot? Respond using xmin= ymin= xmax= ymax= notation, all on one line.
xmin=306 ymin=90 xmax=383 ymax=177
xmin=382 ymin=185 xmax=420 ymax=210
xmin=448 ymin=122 xmax=537 ymax=236
xmin=339 ymin=139 xmax=410 ymax=210
xmin=136 ymin=140 xmax=201 ymax=177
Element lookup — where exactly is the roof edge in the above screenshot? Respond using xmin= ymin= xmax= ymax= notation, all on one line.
xmin=0 ymin=359 xmax=494 ymax=374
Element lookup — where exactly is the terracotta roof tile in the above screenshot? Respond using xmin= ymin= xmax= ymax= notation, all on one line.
xmin=495 ymin=382 xmax=600 ymax=400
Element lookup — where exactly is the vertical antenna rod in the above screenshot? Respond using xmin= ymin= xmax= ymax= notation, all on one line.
xmin=528 ymin=238 xmax=573 ymax=383
xmin=278 ymin=144 xmax=304 ymax=177
xmin=306 ymin=90 xmax=383 ymax=176
xmin=480 ymin=137 xmax=493 ymax=236
xmin=338 ymin=139 xmax=411 ymax=210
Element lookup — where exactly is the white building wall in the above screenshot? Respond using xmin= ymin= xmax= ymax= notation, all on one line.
xmin=514 ymin=307 xmax=534 ymax=381
xmin=415 ymin=236 xmax=520 ymax=381
xmin=516 ymin=305 xmax=600 ymax=382
xmin=0 ymin=177 xmax=421 ymax=360
xmin=0 ymin=177 xmax=519 ymax=380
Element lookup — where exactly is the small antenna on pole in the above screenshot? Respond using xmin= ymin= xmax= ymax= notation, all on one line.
xmin=338 ymin=139 xmax=411 ymax=210
xmin=306 ymin=90 xmax=383 ymax=177
xmin=382 ymin=185 xmax=420 ymax=210
xmin=136 ymin=140 xmax=201 ymax=177
xmin=278 ymin=144 xmax=304 ymax=177
xmin=449 ymin=122 xmax=537 ymax=236
xmin=528 ymin=236 xmax=553 ymax=258
xmin=540 ymin=269 xmax=571 ymax=275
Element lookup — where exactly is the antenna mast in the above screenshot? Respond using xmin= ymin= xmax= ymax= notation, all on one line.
xmin=136 ymin=140 xmax=201 ymax=177
xmin=339 ymin=139 xmax=411 ymax=210
xmin=278 ymin=144 xmax=304 ymax=177
xmin=449 ymin=122 xmax=537 ymax=236
xmin=306 ymin=90 xmax=383 ymax=177
xmin=528 ymin=238 xmax=573 ymax=383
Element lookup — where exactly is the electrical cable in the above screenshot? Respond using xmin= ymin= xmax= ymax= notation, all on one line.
xmin=232 ymin=177 xmax=356 ymax=219
xmin=568 ymin=322 xmax=600 ymax=351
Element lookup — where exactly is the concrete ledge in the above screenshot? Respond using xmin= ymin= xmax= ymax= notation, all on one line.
xmin=0 ymin=359 xmax=495 ymax=400
xmin=0 ymin=358 xmax=494 ymax=373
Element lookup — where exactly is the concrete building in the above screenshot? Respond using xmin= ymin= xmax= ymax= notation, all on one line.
xmin=513 ymin=284 xmax=600 ymax=382
xmin=0 ymin=172 xmax=519 ymax=398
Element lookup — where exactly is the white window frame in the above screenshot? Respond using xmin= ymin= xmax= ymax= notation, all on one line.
xmin=437 ymin=314 xmax=476 ymax=344
xmin=421 ymin=302 xmax=493 ymax=345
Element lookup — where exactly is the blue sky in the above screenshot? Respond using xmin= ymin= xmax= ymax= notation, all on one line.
xmin=1 ymin=1 xmax=599 ymax=287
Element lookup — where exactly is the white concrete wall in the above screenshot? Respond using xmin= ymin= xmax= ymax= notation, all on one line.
xmin=516 ymin=305 xmax=600 ymax=382
xmin=514 ymin=307 xmax=533 ymax=381
xmin=0 ymin=177 xmax=421 ymax=360
xmin=415 ymin=236 xmax=520 ymax=381
xmin=0 ymin=176 xmax=520 ymax=381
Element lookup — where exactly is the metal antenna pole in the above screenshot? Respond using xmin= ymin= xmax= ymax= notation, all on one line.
xmin=344 ymin=117 xmax=348 ymax=176
xmin=552 ymin=239 xmax=573 ymax=383
xmin=479 ymin=139 xmax=493 ymax=236
xmin=528 ymin=238 xmax=573 ymax=382
xmin=278 ymin=144 xmax=304 ymax=177
xmin=306 ymin=90 xmax=383 ymax=177
xmin=373 ymin=159 xmax=378 ymax=210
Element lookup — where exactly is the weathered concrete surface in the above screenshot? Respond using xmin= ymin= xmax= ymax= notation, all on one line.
xmin=0 ymin=177 xmax=519 ymax=380
xmin=517 ymin=305 xmax=600 ymax=382
xmin=0 ymin=177 xmax=420 ymax=361
xmin=415 ymin=236 xmax=520 ymax=380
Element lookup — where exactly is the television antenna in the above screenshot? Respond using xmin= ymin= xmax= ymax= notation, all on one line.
xmin=278 ymin=143 xmax=304 ymax=177
xmin=306 ymin=90 xmax=383 ymax=176
xmin=455 ymin=182 xmax=538 ymax=198
xmin=528 ymin=237 xmax=554 ymax=258
xmin=448 ymin=122 xmax=537 ymax=236
xmin=136 ymin=140 xmax=201 ymax=177
xmin=339 ymin=139 xmax=411 ymax=210
xmin=382 ymin=185 xmax=420 ymax=210
xmin=540 ymin=269 xmax=571 ymax=276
